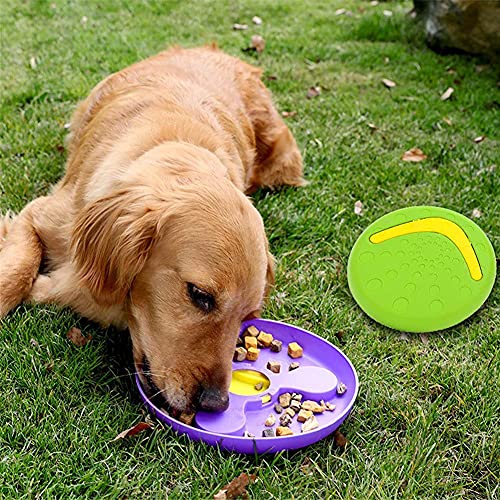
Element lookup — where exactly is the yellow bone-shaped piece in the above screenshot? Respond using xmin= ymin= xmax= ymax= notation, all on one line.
xmin=369 ymin=217 xmax=482 ymax=281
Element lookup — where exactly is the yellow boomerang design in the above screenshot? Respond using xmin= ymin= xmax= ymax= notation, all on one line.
xmin=229 ymin=369 xmax=270 ymax=396
xmin=369 ymin=217 xmax=482 ymax=281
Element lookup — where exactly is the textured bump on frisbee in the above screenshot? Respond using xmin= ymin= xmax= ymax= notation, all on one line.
xmin=348 ymin=206 xmax=496 ymax=332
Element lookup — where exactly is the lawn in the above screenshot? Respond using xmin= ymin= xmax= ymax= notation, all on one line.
xmin=0 ymin=0 xmax=498 ymax=498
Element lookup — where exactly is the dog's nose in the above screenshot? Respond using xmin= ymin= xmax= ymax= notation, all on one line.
xmin=197 ymin=386 xmax=229 ymax=412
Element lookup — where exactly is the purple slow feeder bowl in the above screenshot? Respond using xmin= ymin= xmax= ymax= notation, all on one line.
xmin=136 ymin=318 xmax=359 ymax=454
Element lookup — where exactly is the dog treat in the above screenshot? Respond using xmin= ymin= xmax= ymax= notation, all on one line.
xmin=236 ymin=336 xmax=244 ymax=347
xmin=325 ymin=402 xmax=336 ymax=411
xmin=289 ymin=362 xmax=300 ymax=371
xmin=337 ymin=382 xmax=347 ymax=395
xmin=297 ymin=409 xmax=313 ymax=422
xmin=178 ymin=412 xmax=196 ymax=425
xmin=246 ymin=347 xmax=259 ymax=361
xmin=285 ymin=408 xmax=296 ymax=418
xmin=244 ymin=325 xmax=260 ymax=337
xmin=261 ymin=393 xmax=271 ymax=404
xmin=266 ymin=361 xmax=281 ymax=373
xmin=245 ymin=336 xmax=258 ymax=350
xmin=270 ymin=339 xmax=283 ymax=353
xmin=262 ymin=428 xmax=275 ymax=438
xmin=254 ymin=382 xmax=263 ymax=391
xmin=276 ymin=426 xmax=294 ymax=436
xmin=233 ymin=347 xmax=247 ymax=361
xmin=279 ymin=414 xmax=293 ymax=427
xmin=278 ymin=392 xmax=292 ymax=408
xmin=264 ymin=414 xmax=276 ymax=427
xmin=274 ymin=403 xmax=283 ymax=414
xmin=287 ymin=342 xmax=303 ymax=358
xmin=291 ymin=393 xmax=302 ymax=401
xmin=301 ymin=400 xmax=325 ymax=413
xmin=257 ymin=331 xmax=273 ymax=347
xmin=243 ymin=430 xmax=255 ymax=438
xmin=301 ymin=415 xmax=319 ymax=433
xmin=290 ymin=400 xmax=301 ymax=412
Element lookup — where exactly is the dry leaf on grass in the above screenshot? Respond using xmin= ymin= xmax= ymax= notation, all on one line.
xmin=252 ymin=15 xmax=262 ymax=25
xmin=251 ymin=35 xmax=265 ymax=53
xmin=335 ymin=8 xmax=346 ymax=15
xmin=442 ymin=117 xmax=452 ymax=126
xmin=382 ymin=78 xmax=396 ymax=88
xmin=402 ymin=148 xmax=427 ymax=162
xmin=367 ymin=122 xmax=378 ymax=131
xmin=306 ymin=86 xmax=321 ymax=98
xmin=281 ymin=110 xmax=297 ymax=118
xmin=233 ymin=23 xmax=248 ymax=30
xmin=354 ymin=200 xmax=364 ymax=216
xmin=419 ymin=333 xmax=429 ymax=345
xmin=440 ymin=87 xmax=454 ymax=101
xmin=471 ymin=208 xmax=482 ymax=218
xmin=29 ymin=57 xmax=37 ymax=69
xmin=383 ymin=10 xmax=393 ymax=16
xmin=112 ymin=422 xmax=152 ymax=442
xmin=334 ymin=429 xmax=347 ymax=447
xmin=299 ymin=457 xmax=314 ymax=475
xmin=67 ymin=327 xmax=92 ymax=347
xmin=474 ymin=136 xmax=486 ymax=143
xmin=213 ymin=473 xmax=257 ymax=499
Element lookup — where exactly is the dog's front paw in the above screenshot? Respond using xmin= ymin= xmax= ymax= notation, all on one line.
xmin=27 ymin=275 xmax=53 ymax=304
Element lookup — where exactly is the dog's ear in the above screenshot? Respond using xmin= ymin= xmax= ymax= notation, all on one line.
xmin=71 ymin=186 xmax=166 ymax=305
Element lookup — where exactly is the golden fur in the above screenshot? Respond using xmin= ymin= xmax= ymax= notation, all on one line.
xmin=0 ymin=46 xmax=304 ymax=413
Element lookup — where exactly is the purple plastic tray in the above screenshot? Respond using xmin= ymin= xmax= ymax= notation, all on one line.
xmin=136 ymin=318 xmax=359 ymax=454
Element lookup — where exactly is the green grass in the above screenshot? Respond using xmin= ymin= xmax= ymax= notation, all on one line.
xmin=1 ymin=0 xmax=499 ymax=498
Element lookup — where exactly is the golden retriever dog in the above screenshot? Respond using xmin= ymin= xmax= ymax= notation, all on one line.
xmin=0 ymin=45 xmax=304 ymax=415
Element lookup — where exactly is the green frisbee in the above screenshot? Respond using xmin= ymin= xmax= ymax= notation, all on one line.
xmin=347 ymin=206 xmax=496 ymax=332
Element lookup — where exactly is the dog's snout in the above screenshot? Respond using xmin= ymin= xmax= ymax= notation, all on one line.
xmin=197 ymin=386 xmax=229 ymax=412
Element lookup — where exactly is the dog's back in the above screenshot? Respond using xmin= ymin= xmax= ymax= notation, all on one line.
xmin=64 ymin=46 xmax=267 ymax=196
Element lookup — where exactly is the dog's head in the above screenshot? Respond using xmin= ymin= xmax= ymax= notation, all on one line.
xmin=71 ymin=144 xmax=274 ymax=414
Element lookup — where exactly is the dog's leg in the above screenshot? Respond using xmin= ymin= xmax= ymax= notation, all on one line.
xmin=27 ymin=266 xmax=127 ymax=329
xmin=0 ymin=198 xmax=47 ymax=318
xmin=241 ymin=76 xmax=306 ymax=193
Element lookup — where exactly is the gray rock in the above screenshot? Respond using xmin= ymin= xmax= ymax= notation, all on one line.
xmin=414 ymin=0 xmax=500 ymax=56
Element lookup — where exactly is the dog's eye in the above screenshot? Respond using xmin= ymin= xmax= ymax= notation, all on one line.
xmin=187 ymin=283 xmax=215 ymax=313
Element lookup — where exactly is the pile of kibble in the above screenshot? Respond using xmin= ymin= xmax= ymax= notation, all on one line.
xmin=244 ymin=387 xmax=346 ymax=438
xmin=236 ymin=325 xmax=348 ymax=438
xmin=234 ymin=324 xmax=303 ymax=372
